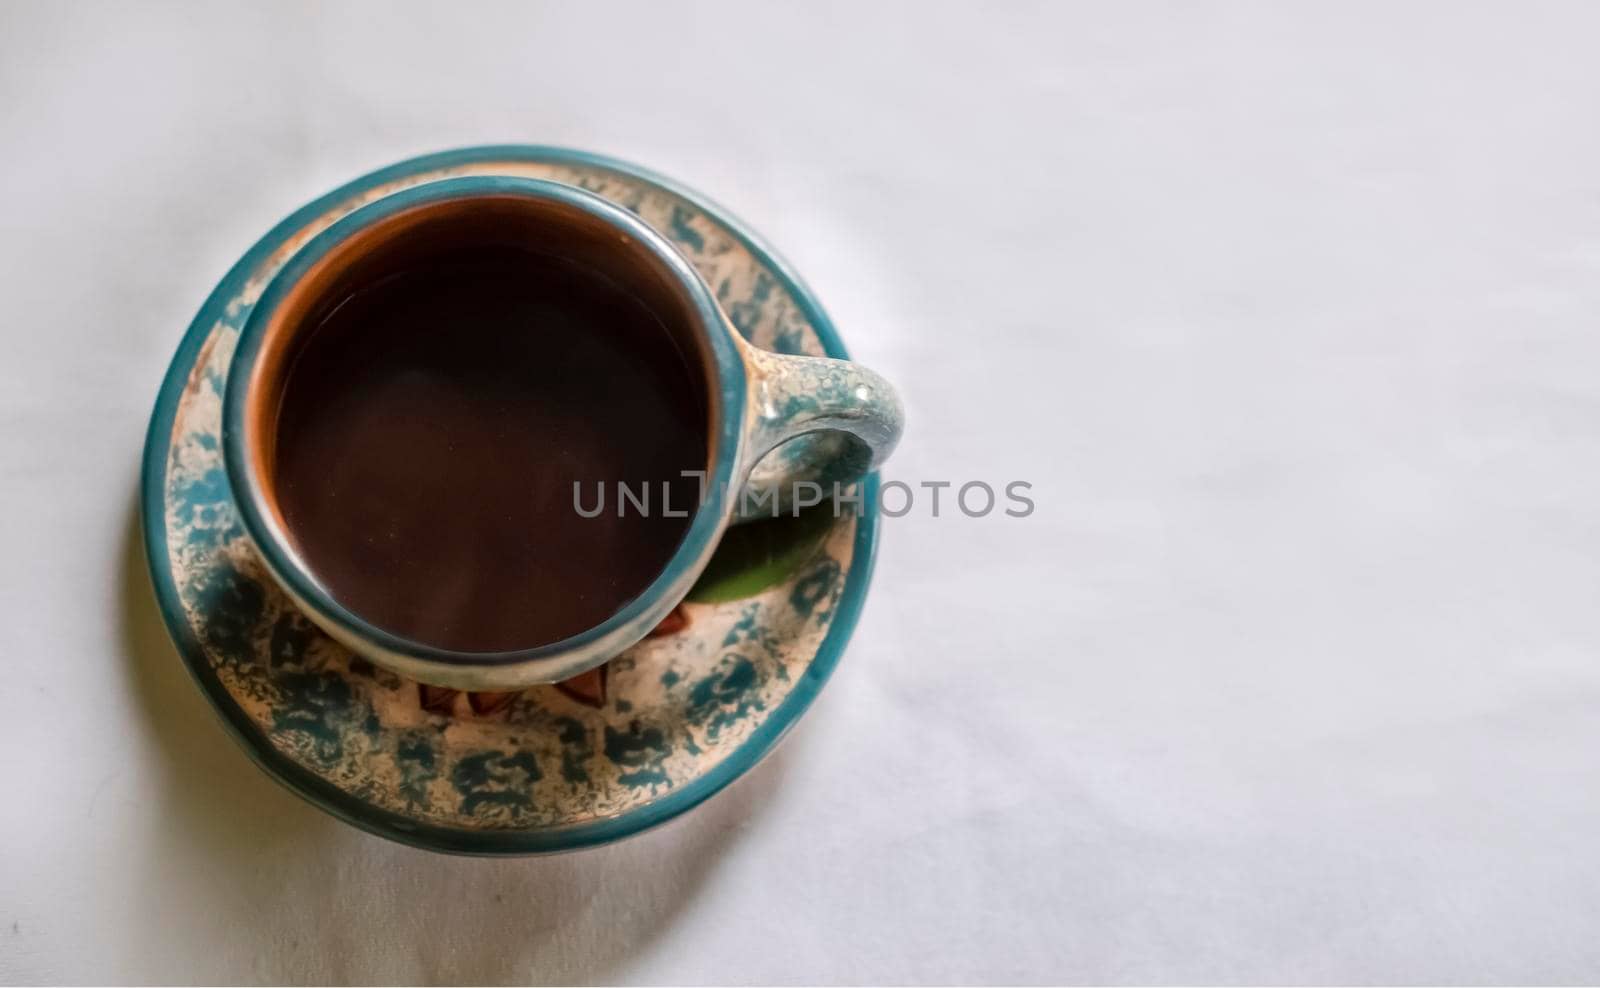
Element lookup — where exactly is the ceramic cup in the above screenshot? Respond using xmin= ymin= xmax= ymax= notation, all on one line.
xmin=222 ymin=176 xmax=903 ymax=691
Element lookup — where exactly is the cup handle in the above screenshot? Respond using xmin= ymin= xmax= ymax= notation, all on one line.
xmin=734 ymin=344 xmax=905 ymax=521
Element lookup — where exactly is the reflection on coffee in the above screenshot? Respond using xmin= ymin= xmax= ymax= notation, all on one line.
xmin=271 ymin=245 xmax=706 ymax=652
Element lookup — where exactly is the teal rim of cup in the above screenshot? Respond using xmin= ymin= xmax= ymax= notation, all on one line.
xmin=222 ymin=175 xmax=746 ymax=679
xmin=139 ymin=145 xmax=882 ymax=854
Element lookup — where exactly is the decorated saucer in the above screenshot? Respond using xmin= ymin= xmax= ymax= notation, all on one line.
xmin=140 ymin=146 xmax=880 ymax=855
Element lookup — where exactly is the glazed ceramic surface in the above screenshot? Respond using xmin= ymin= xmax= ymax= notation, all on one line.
xmin=220 ymin=176 xmax=901 ymax=692
xmin=142 ymin=147 xmax=881 ymax=854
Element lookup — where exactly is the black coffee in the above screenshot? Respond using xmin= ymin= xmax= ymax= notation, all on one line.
xmin=271 ymin=245 xmax=706 ymax=652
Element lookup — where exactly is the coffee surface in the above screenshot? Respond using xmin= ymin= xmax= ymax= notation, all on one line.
xmin=272 ymin=246 xmax=706 ymax=652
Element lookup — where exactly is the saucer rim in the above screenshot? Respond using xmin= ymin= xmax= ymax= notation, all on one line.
xmin=139 ymin=145 xmax=882 ymax=855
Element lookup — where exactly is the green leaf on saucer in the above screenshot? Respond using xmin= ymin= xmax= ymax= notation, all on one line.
xmin=687 ymin=506 xmax=837 ymax=602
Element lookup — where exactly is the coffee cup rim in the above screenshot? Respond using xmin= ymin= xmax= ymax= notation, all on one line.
xmin=222 ymin=175 xmax=746 ymax=684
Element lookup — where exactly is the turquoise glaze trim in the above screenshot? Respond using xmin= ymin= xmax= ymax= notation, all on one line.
xmin=221 ymin=177 xmax=746 ymax=681
xmin=139 ymin=146 xmax=881 ymax=854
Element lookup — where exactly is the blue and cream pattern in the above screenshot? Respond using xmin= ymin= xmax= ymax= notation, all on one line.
xmin=142 ymin=147 xmax=880 ymax=854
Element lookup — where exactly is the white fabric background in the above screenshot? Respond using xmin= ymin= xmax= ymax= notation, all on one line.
xmin=5 ymin=2 xmax=1600 ymax=983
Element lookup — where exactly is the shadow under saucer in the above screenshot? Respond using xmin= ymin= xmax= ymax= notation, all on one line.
xmin=119 ymin=492 xmax=796 ymax=983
